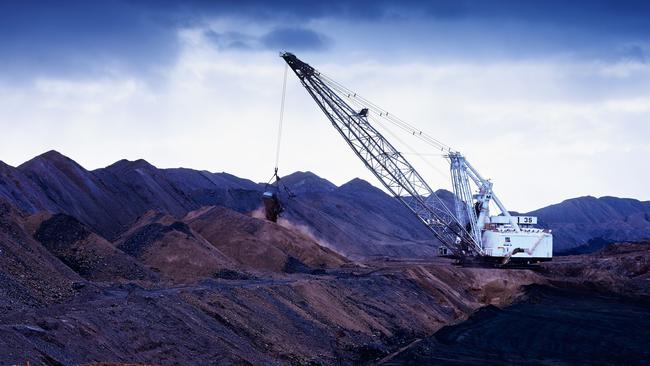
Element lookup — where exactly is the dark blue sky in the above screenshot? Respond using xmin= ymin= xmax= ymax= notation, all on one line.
xmin=1 ymin=0 xmax=649 ymax=79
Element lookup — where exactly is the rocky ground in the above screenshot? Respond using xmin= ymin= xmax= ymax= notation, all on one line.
xmin=380 ymin=242 xmax=650 ymax=365
xmin=2 ymin=244 xmax=648 ymax=365
xmin=541 ymin=241 xmax=650 ymax=299
xmin=0 ymin=259 xmax=545 ymax=365
xmin=1 ymin=193 xmax=648 ymax=365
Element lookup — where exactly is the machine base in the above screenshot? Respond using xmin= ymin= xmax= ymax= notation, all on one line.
xmin=453 ymin=255 xmax=552 ymax=269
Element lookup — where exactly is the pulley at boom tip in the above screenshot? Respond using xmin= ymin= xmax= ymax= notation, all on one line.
xmin=280 ymin=51 xmax=316 ymax=78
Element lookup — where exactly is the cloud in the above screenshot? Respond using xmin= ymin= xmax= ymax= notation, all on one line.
xmin=261 ymin=27 xmax=328 ymax=51
xmin=1 ymin=34 xmax=649 ymax=211
xmin=204 ymin=30 xmax=256 ymax=50
xmin=1 ymin=0 xmax=649 ymax=81
xmin=203 ymin=27 xmax=329 ymax=51
xmin=620 ymin=45 xmax=647 ymax=63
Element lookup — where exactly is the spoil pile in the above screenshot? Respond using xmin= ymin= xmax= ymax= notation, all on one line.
xmin=115 ymin=210 xmax=234 ymax=284
xmin=186 ymin=206 xmax=347 ymax=273
xmin=0 ymin=201 xmax=77 ymax=309
xmin=542 ymin=240 xmax=650 ymax=298
xmin=34 ymin=214 xmax=157 ymax=283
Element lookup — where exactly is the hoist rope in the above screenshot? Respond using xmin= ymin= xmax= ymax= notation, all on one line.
xmin=268 ymin=64 xmax=297 ymax=200
xmin=274 ymin=63 xmax=289 ymax=174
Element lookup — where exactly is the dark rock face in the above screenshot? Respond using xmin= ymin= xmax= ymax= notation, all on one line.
xmin=1 ymin=151 xmax=648 ymax=366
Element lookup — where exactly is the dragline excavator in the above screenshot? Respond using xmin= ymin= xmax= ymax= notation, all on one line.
xmin=279 ymin=52 xmax=552 ymax=265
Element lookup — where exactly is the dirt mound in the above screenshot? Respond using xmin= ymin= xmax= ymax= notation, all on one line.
xmin=34 ymin=213 xmax=91 ymax=250
xmin=185 ymin=206 xmax=347 ymax=273
xmin=33 ymin=214 xmax=158 ymax=283
xmin=119 ymin=222 xmax=193 ymax=257
xmin=542 ymin=241 xmax=650 ymax=298
xmin=0 ymin=201 xmax=78 ymax=309
xmin=115 ymin=211 xmax=234 ymax=283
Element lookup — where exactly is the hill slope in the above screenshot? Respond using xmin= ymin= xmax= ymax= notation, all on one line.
xmin=528 ymin=196 xmax=650 ymax=252
xmin=2 ymin=151 xmax=649 ymax=256
xmin=0 ymin=199 xmax=78 ymax=310
xmin=0 ymin=151 xmax=261 ymax=240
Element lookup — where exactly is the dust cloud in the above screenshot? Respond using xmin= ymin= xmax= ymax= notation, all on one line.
xmin=250 ymin=205 xmax=342 ymax=255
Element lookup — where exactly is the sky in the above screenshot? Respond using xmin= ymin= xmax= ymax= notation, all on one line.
xmin=0 ymin=0 xmax=649 ymax=211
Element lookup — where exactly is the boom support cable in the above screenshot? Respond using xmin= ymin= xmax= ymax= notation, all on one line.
xmin=319 ymin=74 xmax=454 ymax=153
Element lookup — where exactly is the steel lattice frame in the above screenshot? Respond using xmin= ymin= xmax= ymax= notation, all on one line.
xmin=281 ymin=52 xmax=481 ymax=256
xmin=449 ymin=153 xmax=483 ymax=250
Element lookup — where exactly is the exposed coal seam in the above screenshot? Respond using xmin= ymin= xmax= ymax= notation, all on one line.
xmin=119 ymin=221 xmax=194 ymax=257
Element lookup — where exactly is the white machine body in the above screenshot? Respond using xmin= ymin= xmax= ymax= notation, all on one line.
xmin=448 ymin=152 xmax=553 ymax=264
xmin=482 ymin=218 xmax=553 ymax=261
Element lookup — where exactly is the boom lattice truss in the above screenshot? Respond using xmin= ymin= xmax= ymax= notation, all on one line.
xmin=281 ymin=52 xmax=483 ymax=256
